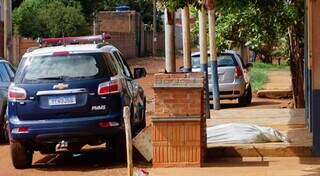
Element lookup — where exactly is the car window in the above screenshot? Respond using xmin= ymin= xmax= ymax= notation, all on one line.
xmin=4 ymin=63 xmax=15 ymax=80
xmin=112 ymin=51 xmax=132 ymax=78
xmin=102 ymin=53 xmax=118 ymax=76
xmin=218 ymin=55 xmax=237 ymax=67
xmin=236 ymin=54 xmax=246 ymax=67
xmin=117 ymin=52 xmax=133 ymax=78
xmin=192 ymin=54 xmax=237 ymax=68
xmin=16 ymin=53 xmax=111 ymax=83
xmin=0 ymin=63 xmax=10 ymax=82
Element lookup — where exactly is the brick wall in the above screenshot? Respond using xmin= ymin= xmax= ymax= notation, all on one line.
xmin=152 ymin=73 xmax=206 ymax=168
xmin=97 ymin=11 xmax=144 ymax=58
xmin=107 ymin=32 xmax=137 ymax=58
xmin=97 ymin=11 xmax=137 ymax=33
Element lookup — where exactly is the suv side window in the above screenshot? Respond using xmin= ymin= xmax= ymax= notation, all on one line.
xmin=118 ymin=52 xmax=133 ymax=78
xmin=236 ymin=54 xmax=246 ymax=67
xmin=112 ymin=51 xmax=131 ymax=78
xmin=0 ymin=63 xmax=10 ymax=82
xmin=102 ymin=53 xmax=118 ymax=76
xmin=4 ymin=63 xmax=15 ymax=80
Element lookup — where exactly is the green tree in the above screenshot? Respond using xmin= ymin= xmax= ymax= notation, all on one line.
xmin=38 ymin=1 xmax=89 ymax=37
xmin=13 ymin=0 xmax=89 ymax=38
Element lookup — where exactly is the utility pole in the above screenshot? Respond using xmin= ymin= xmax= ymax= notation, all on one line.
xmin=152 ymin=0 xmax=157 ymax=57
xmin=164 ymin=8 xmax=176 ymax=73
xmin=199 ymin=3 xmax=210 ymax=119
xmin=4 ymin=0 xmax=13 ymax=63
xmin=181 ymin=5 xmax=192 ymax=72
xmin=207 ymin=0 xmax=221 ymax=110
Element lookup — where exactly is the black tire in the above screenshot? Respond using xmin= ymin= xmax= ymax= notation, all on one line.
xmin=0 ymin=108 xmax=9 ymax=144
xmin=109 ymin=134 xmax=127 ymax=163
xmin=10 ymin=142 xmax=33 ymax=169
xmin=238 ymin=84 xmax=252 ymax=106
xmin=245 ymin=85 xmax=253 ymax=104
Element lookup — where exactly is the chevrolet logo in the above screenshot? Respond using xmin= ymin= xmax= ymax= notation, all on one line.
xmin=53 ymin=83 xmax=69 ymax=90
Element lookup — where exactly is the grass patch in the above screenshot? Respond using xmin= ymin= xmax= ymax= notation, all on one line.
xmin=249 ymin=62 xmax=290 ymax=92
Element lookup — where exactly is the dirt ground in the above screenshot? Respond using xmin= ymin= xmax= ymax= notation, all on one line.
xmin=0 ymin=57 xmax=295 ymax=176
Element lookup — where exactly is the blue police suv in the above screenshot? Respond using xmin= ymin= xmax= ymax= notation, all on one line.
xmin=7 ymin=34 xmax=147 ymax=169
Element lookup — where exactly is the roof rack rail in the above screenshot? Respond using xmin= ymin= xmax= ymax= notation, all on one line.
xmin=37 ymin=33 xmax=111 ymax=47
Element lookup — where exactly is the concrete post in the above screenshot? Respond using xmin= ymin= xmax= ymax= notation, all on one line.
xmin=199 ymin=4 xmax=211 ymax=119
xmin=182 ymin=5 xmax=192 ymax=72
xmin=165 ymin=8 xmax=176 ymax=73
xmin=207 ymin=0 xmax=221 ymax=110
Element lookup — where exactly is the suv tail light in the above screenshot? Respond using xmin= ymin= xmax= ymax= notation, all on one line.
xmin=12 ymin=127 xmax=29 ymax=134
xmin=234 ymin=66 xmax=243 ymax=78
xmin=98 ymin=80 xmax=122 ymax=95
xmin=8 ymin=86 xmax=27 ymax=101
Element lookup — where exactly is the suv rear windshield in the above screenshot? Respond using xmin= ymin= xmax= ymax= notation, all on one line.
xmin=192 ymin=54 xmax=237 ymax=68
xmin=15 ymin=53 xmax=115 ymax=83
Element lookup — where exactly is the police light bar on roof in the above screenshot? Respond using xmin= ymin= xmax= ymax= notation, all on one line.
xmin=37 ymin=33 xmax=111 ymax=47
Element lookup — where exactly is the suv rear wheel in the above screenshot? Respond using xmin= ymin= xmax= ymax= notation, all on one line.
xmin=10 ymin=142 xmax=33 ymax=169
xmin=0 ymin=113 xmax=8 ymax=143
xmin=238 ymin=84 xmax=252 ymax=106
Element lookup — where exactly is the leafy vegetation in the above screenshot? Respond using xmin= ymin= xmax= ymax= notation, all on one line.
xmin=13 ymin=0 xmax=89 ymax=38
xmin=250 ymin=63 xmax=290 ymax=92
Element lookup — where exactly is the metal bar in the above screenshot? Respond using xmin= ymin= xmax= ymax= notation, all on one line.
xmin=36 ymin=88 xmax=87 ymax=96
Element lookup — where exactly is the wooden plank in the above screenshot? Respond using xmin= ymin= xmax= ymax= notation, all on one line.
xmin=132 ymin=125 xmax=153 ymax=162
xmin=123 ymin=106 xmax=133 ymax=176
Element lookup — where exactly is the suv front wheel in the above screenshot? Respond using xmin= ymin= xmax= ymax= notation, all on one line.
xmin=10 ymin=142 xmax=33 ymax=169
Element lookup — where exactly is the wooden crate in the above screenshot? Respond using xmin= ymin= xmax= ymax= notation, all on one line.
xmin=152 ymin=119 xmax=206 ymax=167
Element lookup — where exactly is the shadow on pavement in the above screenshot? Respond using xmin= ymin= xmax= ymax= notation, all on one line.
xmin=33 ymin=147 xmax=151 ymax=172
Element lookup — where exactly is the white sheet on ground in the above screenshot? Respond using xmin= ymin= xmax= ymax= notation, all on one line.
xmin=207 ymin=123 xmax=288 ymax=144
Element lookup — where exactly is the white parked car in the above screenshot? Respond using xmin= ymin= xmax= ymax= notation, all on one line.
xmin=191 ymin=50 xmax=252 ymax=106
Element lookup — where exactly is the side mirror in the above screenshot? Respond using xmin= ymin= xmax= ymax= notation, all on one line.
xmin=134 ymin=68 xmax=147 ymax=79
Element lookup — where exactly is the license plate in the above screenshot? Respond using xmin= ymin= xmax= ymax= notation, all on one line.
xmin=48 ymin=95 xmax=76 ymax=106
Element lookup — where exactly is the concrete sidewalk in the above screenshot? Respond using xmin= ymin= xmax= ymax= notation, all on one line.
xmin=206 ymin=109 xmax=312 ymax=157
xmin=149 ymin=157 xmax=320 ymax=176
